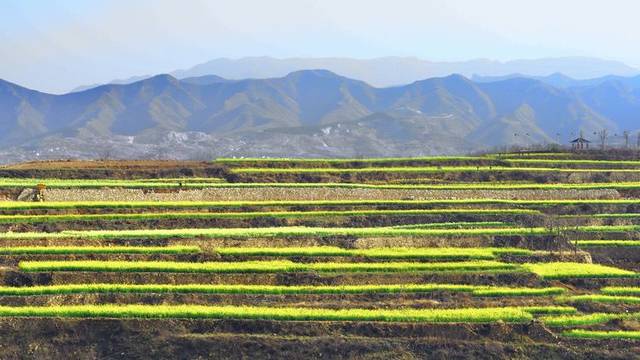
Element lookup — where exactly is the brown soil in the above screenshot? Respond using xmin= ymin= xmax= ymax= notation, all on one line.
xmin=229 ymin=170 xmax=640 ymax=184
xmin=1 ymin=270 xmax=544 ymax=288
xmin=0 ymin=160 xmax=226 ymax=179
xmin=41 ymin=187 xmax=620 ymax=202
xmin=0 ymin=318 xmax=635 ymax=360
xmin=0 ymin=214 xmax=542 ymax=232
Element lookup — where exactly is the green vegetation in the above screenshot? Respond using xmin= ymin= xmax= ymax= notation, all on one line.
xmin=0 ymin=226 xmax=553 ymax=240
xmin=471 ymin=287 xmax=566 ymax=297
xmin=504 ymin=158 xmax=640 ymax=166
xmin=215 ymin=246 xmax=532 ymax=259
xmin=0 ymin=283 xmax=565 ymax=297
xmin=1 ymin=224 xmax=637 ymax=240
xmin=522 ymin=262 xmax=638 ymax=279
xmin=231 ymin=166 xmax=640 ymax=174
xmin=0 ymin=304 xmax=572 ymax=322
xmin=563 ymin=329 xmax=640 ymax=340
xmin=391 ymin=222 xmax=512 ymax=229
xmin=563 ymin=295 xmax=640 ymax=304
xmin=0 ymin=209 xmax=540 ymax=224
xmin=137 ymin=178 xmax=225 ymax=183
xmin=592 ymin=213 xmax=640 ymax=218
xmin=0 ymin=245 xmax=199 ymax=255
xmin=576 ymin=240 xmax=640 ymax=247
xmin=215 ymin=156 xmax=487 ymax=164
xmin=18 ymin=260 xmax=518 ymax=273
xmin=542 ymin=312 xmax=640 ymax=327
xmin=601 ymin=287 xmax=640 ymax=296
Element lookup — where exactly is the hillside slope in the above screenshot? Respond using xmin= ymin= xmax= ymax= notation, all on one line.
xmin=0 ymin=70 xmax=638 ymax=162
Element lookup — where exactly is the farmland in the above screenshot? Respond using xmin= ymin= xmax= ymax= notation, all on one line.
xmin=0 ymin=153 xmax=639 ymax=358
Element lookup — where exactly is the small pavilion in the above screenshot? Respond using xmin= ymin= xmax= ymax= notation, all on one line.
xmin=570 ymin=131 xmax=590 ymax=150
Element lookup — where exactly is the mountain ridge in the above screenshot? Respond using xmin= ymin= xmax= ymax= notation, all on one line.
xmin=0 ymin=69 xmax=638 ymax=162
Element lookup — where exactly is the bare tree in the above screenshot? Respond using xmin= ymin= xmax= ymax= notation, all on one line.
xmin=597 ymin=129 xmax=608 ymax=150
xmin=623 ymin=130 xmax=630 ymax=149
xmin=97 ymin=146 xmax=114 ymax=160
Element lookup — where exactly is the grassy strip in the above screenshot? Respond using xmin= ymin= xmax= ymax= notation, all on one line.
xmin=563 ymin=295 xmax=640 ymax=304
xmin=137 ymin=178 xmax=225 ymax=183
xmin=601 ymin=287 xmax=640 ymax=296
xmin=0 ymin=226 xmax=554 ymax=240
xmin=2 ymin=198 xmax=640 ymax=211
xmin=592 ymin=213 xmax=640 ymax=218
xmin=0 ymin=245 xmax=199 ymax=255
xmin=0 ymin=209 xmax=540 ymax=224
xmin=215 ymin=156 xmax=488 ymax=164
xmin=391 ymin=222 xmax=511 ymax=229
xmin=0 ymin=304 xmax=570 ymax=322
xmin=563 ymin=329 xmax=640 ymax=340
xmin=214 ymin=246 xmax=532 ymax=259
xmin=1 ymin=224 xmax=638 ymax=240
xmin=542 ymin=312 xmax=640 ymax=327
xmin=0 ymin=283 xmax=565 ymax=297
xmin=504 ymin=158 xmax=640 ymax=166
xmin=472 ymin=287 xmax=566 ymax=297
xmin=231 ymin=166 xmax=640 ymax=174
xmin=18 ymin=260 xmax=518 ymax=273
xmin=576 ymin=240 xmax=640 ymax=247
xmin=522 ymin=262 xmax=638 ymax=279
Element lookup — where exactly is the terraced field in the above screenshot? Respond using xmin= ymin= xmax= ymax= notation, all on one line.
xmin=0 ymin=153 xmax=638 ymax=358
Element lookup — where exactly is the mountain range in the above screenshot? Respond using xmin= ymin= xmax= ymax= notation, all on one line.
xmin=71 ymin=56 xmax=640 ymax=92
xmin=1 ymin=69 xmax=639 ymax=162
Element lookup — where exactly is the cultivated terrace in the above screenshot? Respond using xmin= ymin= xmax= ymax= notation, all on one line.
xmin=0 ymin=153 xmax=638 ymax=358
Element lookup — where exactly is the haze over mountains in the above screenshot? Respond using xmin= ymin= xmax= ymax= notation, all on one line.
xmin=2 ymin=57 xmax=640 ymax=162
xmin=72 ymin=56 xmax=640 ymax=92
xmin=170 ymin=56 xmax=640 ymax=88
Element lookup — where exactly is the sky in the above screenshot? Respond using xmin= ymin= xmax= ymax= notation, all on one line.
xmin=2 ymin=0 xmax=640 ymax=93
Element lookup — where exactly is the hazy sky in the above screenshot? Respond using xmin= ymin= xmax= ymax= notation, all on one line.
xmin=2 ymin=0 xmax=639 ymax=93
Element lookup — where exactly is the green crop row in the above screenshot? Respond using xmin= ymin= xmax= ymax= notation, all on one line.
xmin=137 ymin=178 xmax=225 ymax=183
xmin=563 ymin=295 xmax=640 ymax=304
xmin=231 ymin=166 xmax=640 ymax=174
xmin=542 ymin=312 xmax=640 ymax=327
xmin=503 ymin=158 xmax=640 ymax=166
xmin=0 ymin=304 xmax=574 ymax=322
xmin=217 ymin=156 xmax=640 ymax=169
xmin=0 ymin=283 xmax=565 ymax=297
xmin=18 ymin=259 xmax=518 ymax=273
xmin=601 ymin=287 xmax=640 ymax=296
xmin=591 ymin=213 xmax=640 ymax=218
xmin=0 ymin=245 xmax=199 ymax=255
xmin=215 ymin=156 xmax=488 ymax=164
xmin=563 ymin=329 xmax=640 ymax=340
xmin=576 ymin=240 xmax=640 ymax=247
xmin=521 ymin=262 xmax=638 ymax=279
xmin=0 ymin=226 xmax=552 ymax=240
xmin=214 ymin=246 xmax=532 ymax=260
xmin=19 ymin=259 xmax=638 ymax=279
xmin=391 ymin=222 xmax=512 ymax=229
xmin=0 ymin=209 xmax=540 ymax=224
xmin=1 ymin=224 xmax=637 ymax=240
